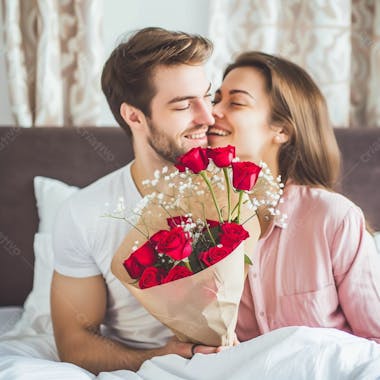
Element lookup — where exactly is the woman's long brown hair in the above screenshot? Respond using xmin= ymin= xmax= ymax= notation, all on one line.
xmin=224 ymin=52 xmax=341 ymax=190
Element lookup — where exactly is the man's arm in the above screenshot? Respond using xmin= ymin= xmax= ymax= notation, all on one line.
xmin=51 ymin=271 xmax=212 ymax=374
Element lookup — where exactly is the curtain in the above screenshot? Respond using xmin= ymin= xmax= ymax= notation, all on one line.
xmin=1 ymin=0 xmax=103 ymax=127
xmin=208 ymin=0 xmax=380 ymax=128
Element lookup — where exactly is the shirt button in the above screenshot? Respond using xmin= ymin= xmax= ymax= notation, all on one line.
xmin=252 ymin=273 xmax=257 ymax=278
xmin=259 ymin=311 xmax=265 ymax=317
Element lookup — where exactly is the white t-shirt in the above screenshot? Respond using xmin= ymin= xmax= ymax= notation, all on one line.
xmin=53 ymin=162 xmax=172 ymax=348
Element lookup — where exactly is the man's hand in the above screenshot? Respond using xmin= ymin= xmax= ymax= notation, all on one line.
xmin=51 ymin=271 xmax=219 ymax=374
xmin=160 ymin=336 xmax=219 ymax=358
xmin=159 ymin=336 xmax=238 ymax=358
xmin=51 ymin=270 xmax=237 ymax=374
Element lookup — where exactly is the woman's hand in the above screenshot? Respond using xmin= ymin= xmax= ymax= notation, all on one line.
xmin=216 ymin=334 xmax=240 ymax=353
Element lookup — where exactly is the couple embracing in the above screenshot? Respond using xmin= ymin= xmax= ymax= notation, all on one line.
xmin=50 ymin=27 xmax=380 ymax=375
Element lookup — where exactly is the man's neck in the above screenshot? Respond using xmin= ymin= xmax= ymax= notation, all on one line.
xmin=131 ymin=155 xmax=174 ymax=197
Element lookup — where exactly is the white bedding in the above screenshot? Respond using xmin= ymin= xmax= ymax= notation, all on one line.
xmin=1 ymin=326 xmax=379 ymax=380
xmin=0 ymin=307 xmax=23 ymax=336
xmin=2 ymin=176 xmax=377 ymax=379
xmin=374 ymin=232 xmax=380 ymax=253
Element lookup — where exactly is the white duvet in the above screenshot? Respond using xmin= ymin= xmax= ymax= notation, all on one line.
xmin=1 ymin=326 xmax=380 ymax=380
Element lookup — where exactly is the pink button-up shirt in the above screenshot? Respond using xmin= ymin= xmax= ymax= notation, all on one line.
xmin=236 ymin=184 xmax=380 ymax=343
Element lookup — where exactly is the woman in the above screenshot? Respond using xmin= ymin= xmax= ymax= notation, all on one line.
xmin=209 ymin=51 xmax=380 ymax=343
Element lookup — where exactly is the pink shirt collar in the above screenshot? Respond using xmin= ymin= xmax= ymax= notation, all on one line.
xmin=261 ymin=182 xmax=302 ymax=237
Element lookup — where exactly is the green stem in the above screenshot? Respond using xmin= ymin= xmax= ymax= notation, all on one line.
xmin=205 ymin=219 xmax=217 ymax=246
xmin=223 ymin=167 xmax=232 ymax=222
xmin=201 ymin=203 xmax=216 ymax=245
xmin=236 ymin=191 xmax=244 ymax=224
xmin=230 ymin=201 xmax=240 ymax=217
xmin=102 ymin=214 xmax=149 ymax=239
xmin=241 ymin=211 xmax=258 ymax=225
xmin=200 ymin=171 xmax=223 ymax=223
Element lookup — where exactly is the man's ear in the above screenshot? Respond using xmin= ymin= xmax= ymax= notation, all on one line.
xmin=120 ymin=103 xmax=147 ymax=131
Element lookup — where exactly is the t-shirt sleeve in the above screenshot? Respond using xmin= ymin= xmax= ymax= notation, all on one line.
xmin=52 ymin=198 xmax=101 ymax=278
xmin=332 ymin=205 xmax=380 ymax=343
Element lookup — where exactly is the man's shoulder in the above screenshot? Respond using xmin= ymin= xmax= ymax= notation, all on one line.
xmin=64 ymin=162 xmax=136 ymax=217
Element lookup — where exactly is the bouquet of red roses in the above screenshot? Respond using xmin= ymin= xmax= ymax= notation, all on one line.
xmin=111 ymin=146 xmax=280 ymax=346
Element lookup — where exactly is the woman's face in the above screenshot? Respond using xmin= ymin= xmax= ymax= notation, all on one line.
xmin=208 ymin=67 xmax=280 ymax=166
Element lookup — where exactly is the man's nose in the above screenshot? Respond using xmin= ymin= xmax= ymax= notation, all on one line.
xmin=195 ymin=99 xmax=215 ymax=126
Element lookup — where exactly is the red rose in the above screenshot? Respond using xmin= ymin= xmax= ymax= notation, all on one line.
xmin=150 ymin=229 xmax=169 ymax=247
xmin=175 ymin=162 xmax=186 ymax=172
xmin=139 ymin=267 xmax=166 ymax=289
xmin=220 ymin=222 xmax=249 ymax=249
xmin=202 ymin=219 xmax=220 ymax=232
xmin=207 ymin=145 xmax=235 ymax=167
xmin=133 ymin=241 xmax=157 ymax=266
xmin=175 ymin=147 xmax=209 ymax=174
xmin=206 ymin=219 xmax=219 ymax=228
xmin=163 ymin=265 xmax=193 ymax=283
xmin=231 ymin=161 xmax=261 ymax=191
xmin=166 ymin=215 xmax=191 ymax=229
xmin=199 ymin=246 xmax=232 ymax=267
xmin=123 ymin=255 xmax=144 ymax=279
xmin=155 ymin=226 xmax=192 ymax=260
xmin=123 ymin=241 xmax=156 ymax=279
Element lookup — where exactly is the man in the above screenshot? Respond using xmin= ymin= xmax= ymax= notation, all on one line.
xmin=51 ymin=27 xmax=216 ymax=374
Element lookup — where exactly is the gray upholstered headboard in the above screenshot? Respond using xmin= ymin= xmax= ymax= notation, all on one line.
xmin=334 ymin=128 xmax=380 ymax=231
xmin=0 ymin=127 xmax=379 ymax=307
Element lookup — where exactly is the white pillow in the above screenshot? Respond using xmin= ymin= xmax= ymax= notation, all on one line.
xmin=34 ymin=176 xmax=78 ymax=233
xmin=12 ymin=177 xmax=78 ymax=334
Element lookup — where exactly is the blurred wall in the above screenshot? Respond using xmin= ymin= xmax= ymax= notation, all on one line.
xmin=0 ymin=0 xmax=13 ymax=125
xmin=0 ymin=0 xmax=210 ymax=126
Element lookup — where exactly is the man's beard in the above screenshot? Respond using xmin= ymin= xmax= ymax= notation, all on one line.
xmin=147 ymin=123 xmax=184 ymax=163
xmin=146 ymin=119 xmax=205 ymax=164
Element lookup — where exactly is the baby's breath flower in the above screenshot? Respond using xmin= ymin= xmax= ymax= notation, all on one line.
xmin=106 ymin=152 xmax=287 ymax=263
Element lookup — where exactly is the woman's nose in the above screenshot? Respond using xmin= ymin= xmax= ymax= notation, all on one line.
xmin=212 ymin=102 xmax=224 ymax=119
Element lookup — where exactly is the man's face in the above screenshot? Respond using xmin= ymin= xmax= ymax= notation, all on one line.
xmin=146 ymin=64 xmax=215 ymax=163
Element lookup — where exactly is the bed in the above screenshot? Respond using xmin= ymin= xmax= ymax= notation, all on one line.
xmin=0 ymin=126 xmax=379 ymax=379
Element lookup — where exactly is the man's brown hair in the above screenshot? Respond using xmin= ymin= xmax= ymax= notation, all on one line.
xmin=101 ymin=27 xmax=213 ymax=135
xmin=224 ymin=51 xmax=341 ymax=190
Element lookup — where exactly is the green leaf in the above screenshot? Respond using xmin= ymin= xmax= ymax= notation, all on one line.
xmin=244 ymin=254 xmax=253 ymax=265
xmin=183 ymin=260 xmax=192 ymax=271
xmin=188 ymin=253 xmax=202 ymax=273
xmin=189 ymin=226 xmax=221 ymax=273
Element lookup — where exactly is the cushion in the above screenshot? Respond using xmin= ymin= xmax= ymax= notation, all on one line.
xmin=13 ymin=177 xmax=78 ymax=334
xmin=34 ymin=176 xmax=79 ymax=234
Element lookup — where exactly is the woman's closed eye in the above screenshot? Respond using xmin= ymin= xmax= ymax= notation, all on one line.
xmin=212 ymin=97 xmax=247 ymax=107
xmin=228 ymin=95 xmax=250 ymax=106
xmin=211 ymin=97 xmax=220 ymax=105
xmin=230 ymin=101 xmax=246 ymax=107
